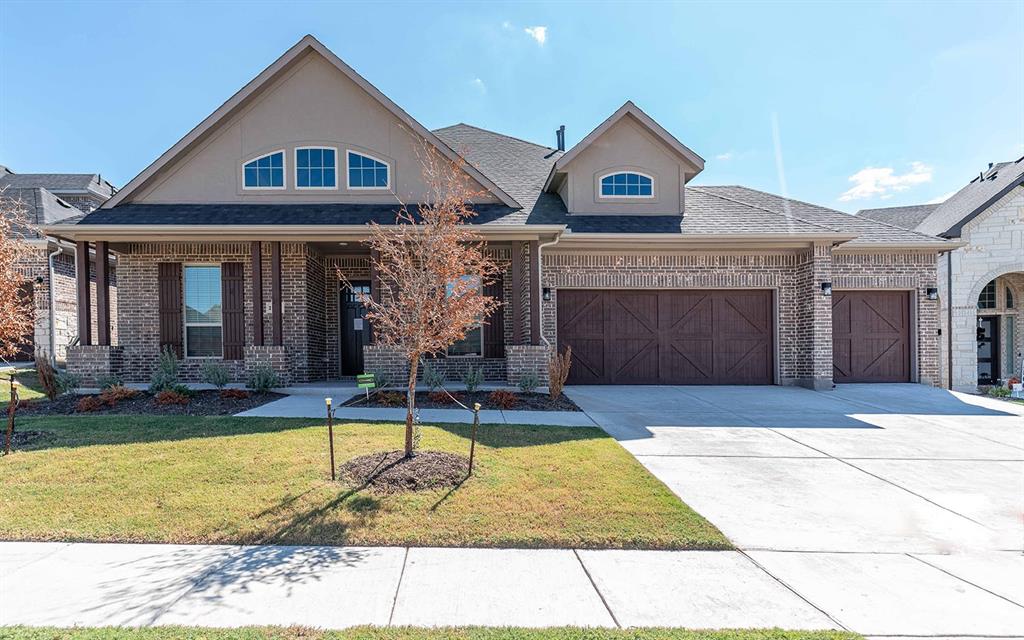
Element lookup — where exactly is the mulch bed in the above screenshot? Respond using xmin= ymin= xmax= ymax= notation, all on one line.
xmin=345 ymin=390 xmax=581 ymax=412
xmin=339 ymin=450 xmax=470 ymax=494
xmin=16 ymin=390 xmax=285 ymax=416
xmin=1 ymin=430 xmax=51 ymax=449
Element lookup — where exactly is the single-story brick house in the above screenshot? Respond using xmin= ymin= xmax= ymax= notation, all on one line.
xmin=46 ymin=35 xmax=957 ymax=390
xmin=859 ymin=158 xmax=1024 ymax=391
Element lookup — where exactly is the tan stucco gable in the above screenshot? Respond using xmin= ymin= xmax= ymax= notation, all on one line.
xmin=104 ymin=35 xmax=517 ymax=209
xmin=544 ymin=101 xmax=704 ymax=215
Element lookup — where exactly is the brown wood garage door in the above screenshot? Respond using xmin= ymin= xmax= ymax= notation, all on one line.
xmin=557 ymin=289 xmax=774 ymax=385
xmin=832 ymin=290 xmax=910 ymax=383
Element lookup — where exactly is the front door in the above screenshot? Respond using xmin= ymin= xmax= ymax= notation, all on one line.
xmin=977 ymin=315 xmax=1000 ymax=385
xmin=340 ymin=281 xmax=371 ymax=376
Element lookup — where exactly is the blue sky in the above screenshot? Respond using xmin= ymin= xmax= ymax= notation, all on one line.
xmin=2 ymin=1 xmax=1022 ymax=212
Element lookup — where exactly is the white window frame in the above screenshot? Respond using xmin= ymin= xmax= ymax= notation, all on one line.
xmin=597 ymin=171 xmax=655 ymax=199
xmin=346 ymin=149 xmax=392 ymax=191
xmin=294 ymin=146 xmax=339 ymax=190
xmin=445 ymin=275 xmax=484 ymax=358
xmin=183 ymin=263 xmax=224 ymax=359
xmin=242 ymin=149 xmax=287 ymax=190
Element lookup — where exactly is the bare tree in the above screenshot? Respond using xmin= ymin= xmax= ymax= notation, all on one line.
xmin=0 ymin=190 xmax=36 ymax=363
xmin=342 ymin=146 xmax=500 ymax=458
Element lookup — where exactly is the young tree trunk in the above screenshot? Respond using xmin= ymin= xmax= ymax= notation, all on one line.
xmin=405 ymin=357 xmax=419 ymax=458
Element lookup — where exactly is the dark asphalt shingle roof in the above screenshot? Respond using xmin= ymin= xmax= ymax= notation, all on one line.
xmin=0 ymin=172 xmax=116 ymax=199
xmin=3 ymin=187 xmax=85 ymax=230
xmin=60 ymin=122 xmax=950 ymax=245
xmin=856 ymin=204 xmax=940 ymax=231
xmin=917 ymin=158 xmax=1024 ymax=237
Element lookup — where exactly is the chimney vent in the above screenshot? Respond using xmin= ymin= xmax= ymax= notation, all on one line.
xmin=556 ymin=125 xmax=565 ymax=152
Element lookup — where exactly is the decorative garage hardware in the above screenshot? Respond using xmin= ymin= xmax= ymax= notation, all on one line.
xmin=821 ymin=282 xmax=833 ymax=297
xmin=927 ymin=287 xmax=939 ymax=300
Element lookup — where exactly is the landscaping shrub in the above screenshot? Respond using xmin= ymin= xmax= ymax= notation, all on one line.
xmin=247 ymin=364 xmax=281 ymax=393
xmin=428 ymin=390 xmax=457 ymax=405
xmin=55 ymin=371 xmax=80 ymax=397
xmin=377 ymin=390 xmax=406 ymax=407
xmin=421 ymin=361 xmax=445 ymax=391
xmin=149 ymin=347 xmax=180 ymax=393
xmin=34 ymin=353 xmax=59 ymax=400
xmin=201 ymin=362 xmax=231 ymax=389
xmin=371 ymin=371 xmax=391 ymax=389
xmin=155 ymin=389 xmax=190 ymax=405
xmin=461 ymin=365 xmax=483 ymax=393
xmin=989 ymin=385 xmax=1011 ymax=398
xmin=219 ymin=388 xmax=250 ymax=400
xmin=517 ymin=372 xmax=540 ymax=394
xmin=99 ymin=384 xmax=139 ymax=407
xmin=548 ymin=346 xmax=572 ymax=401
xmin=489 ymin=389 xmax=517 ymax=409
xmin=95 ymin=373 xmax=123 ymax=391
xmin=75 ymin=396 xmax=104 ymax=412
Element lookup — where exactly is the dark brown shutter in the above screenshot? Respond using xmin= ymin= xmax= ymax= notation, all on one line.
xmin=221 ymin=263 xmax=245 ymax=360
xmin=157 ymin=262 xmax=183 ymax=358
xmin=483 ymin=271 xmax=505 ymax=358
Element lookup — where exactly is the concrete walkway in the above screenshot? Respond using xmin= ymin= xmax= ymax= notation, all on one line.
xmin=3 ymin=542 xmax=1023 ymax=634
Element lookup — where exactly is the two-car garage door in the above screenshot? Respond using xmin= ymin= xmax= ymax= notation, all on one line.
xmin=557 ymin=289 xmax=774 ymax=385
xmin=557 ymin=288 xmax=912 ymax=385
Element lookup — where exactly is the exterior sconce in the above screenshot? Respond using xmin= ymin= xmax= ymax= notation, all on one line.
xmin=820 ymin=282 xmax=832 ymax=297
xmin=543 ymin=288 xmax=552 ymax=302
xmin=926 ymin=287 xmax=939 ymax=300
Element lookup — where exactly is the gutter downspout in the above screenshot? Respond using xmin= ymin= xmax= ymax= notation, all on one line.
xmin=535 ymin=233 xmax=562 ymax=349
xmin=47 ymin=243 xmax=62 ymax=368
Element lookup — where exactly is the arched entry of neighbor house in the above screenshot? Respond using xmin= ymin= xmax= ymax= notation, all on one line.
xmin=968 ymin=267 xmax=1024 ymax=387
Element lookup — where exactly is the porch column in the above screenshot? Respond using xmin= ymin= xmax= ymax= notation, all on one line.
xmin=251 ymin=241 xmax=264 ymax=346
xmin=808 ymin=242 xmax=833 ymax=390
xmin=511 ymin=241 xmax=524 ymax=344
xmin=75 ymin=241 xmax=92 ymax=346
xmin=95 ymin=241 xmax=111 ymax=346
xmin=528 ymin=240 xmax=541 ymax=345
xmin=271 ymin=241 xmax=283 ymax=346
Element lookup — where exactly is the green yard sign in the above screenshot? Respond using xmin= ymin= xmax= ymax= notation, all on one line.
xmin=357 ymin=373 xmax=376 ymax=401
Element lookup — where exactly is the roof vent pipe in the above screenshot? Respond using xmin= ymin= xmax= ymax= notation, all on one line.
xmin=556 ymin=125 xmax=565 ymax=152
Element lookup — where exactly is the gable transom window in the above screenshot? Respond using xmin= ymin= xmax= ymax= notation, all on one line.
xmin=243 ymin=151 xmax=285 ymax=189
xmin=1006 ymin=287 xmax=1015 ymax=309
xmin=978 ymin=280 xmax=996 ymax=310
xmin=600 ymin=172 xmax=653 ymax=198
xmin=184 ymin=265 xmax=222 ymax=357
xmin=348 ymin=151 xmax=390 ymax=189
xmin=296 ymin=147 xmax=337 ymax=188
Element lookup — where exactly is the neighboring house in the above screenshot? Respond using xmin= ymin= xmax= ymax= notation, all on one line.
xmin=45 ymin=35 xmax=953 ymax=389
xmin=1 ymin=168 xmax=118 ymax=364
xmin=859 ymin=158 xmax=1024 ymax=391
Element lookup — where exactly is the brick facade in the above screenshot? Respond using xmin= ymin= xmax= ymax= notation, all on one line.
xmin=66 ymin=240 xmax=942 ymax=389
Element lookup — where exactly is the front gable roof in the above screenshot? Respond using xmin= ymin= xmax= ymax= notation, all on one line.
xmin=543 ymin=101 xmax=705 ymax=191
xmin=103 ymin=35 xmax=519 ymax=210
xmin=918 ymin=157 xmax=1024 ymax=237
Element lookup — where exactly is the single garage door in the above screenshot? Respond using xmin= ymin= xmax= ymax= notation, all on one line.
xmin=832 ymin=290 xmax=910 ymax=383
xmin=557 ymin=289 xmax=774 ymax=385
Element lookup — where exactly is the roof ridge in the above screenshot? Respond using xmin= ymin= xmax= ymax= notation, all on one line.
xmin=433 ymin=122 xmax=558 ymax=152
xmin=688 ymin=186 xmax=841 ymax=235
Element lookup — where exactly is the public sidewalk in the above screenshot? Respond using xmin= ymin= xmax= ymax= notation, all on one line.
xmin=3 ymin=541 xmax=1024 ymax=634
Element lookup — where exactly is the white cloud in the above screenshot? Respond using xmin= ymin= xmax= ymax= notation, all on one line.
xmin=716 ymin=151 xmax=734 ymax=161
xmin=471 ymin=78 xmax=486 ymax=94
xmin=838 ymin=162 xmax=933 ymax=202
xmin=926 ymin=190 xmax=957 ymax=204
xmin=524 ymin=26 xmax=547 ymax=45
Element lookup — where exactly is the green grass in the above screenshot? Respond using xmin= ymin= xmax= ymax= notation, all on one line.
xmin=0 ymin=368 xmax=46 ymax=403
xmin=0 ymin=628 xmax=860 ymax=640
xmin=0 ymin=415 xmax=728 ymax=549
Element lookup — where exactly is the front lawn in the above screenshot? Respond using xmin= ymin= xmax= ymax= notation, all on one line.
xmin=0 ymin=415 xmax=728 ymax=549
xmin=0 ymin=628 xmax=859 ymax=640
xmin=0 ymin=368 xmax=45 ymax=403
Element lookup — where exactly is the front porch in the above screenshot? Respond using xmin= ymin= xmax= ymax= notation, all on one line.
xmin=65 ymin=239 xmax=551 ymax=387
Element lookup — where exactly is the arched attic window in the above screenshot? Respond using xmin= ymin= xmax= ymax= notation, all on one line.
xmin=243 ymin=151 xmax=285 ymax=189
xmin=600 ymin=172 xmax=653 ymax=198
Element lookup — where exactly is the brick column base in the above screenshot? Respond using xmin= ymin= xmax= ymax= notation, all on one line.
xmin=244 ymin=345 xmax=290 ymax=386
xmin=67 ymin=345 xmax=123 ymax=387
xmin=506 ymin=344 xmax=550 ymax=386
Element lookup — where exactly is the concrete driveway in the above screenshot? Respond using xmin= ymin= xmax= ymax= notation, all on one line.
xmin=566 ymin=383 xmax=1024 ymax=634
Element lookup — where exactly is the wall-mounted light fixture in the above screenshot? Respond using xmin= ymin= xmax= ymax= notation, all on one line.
xmin=820 ymin=282 xmax=832 ymax=297
xmin=926 ymin=287 xmax=939 ymax=300
xmin=543 ymin=287 xmax=552 ymax=301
